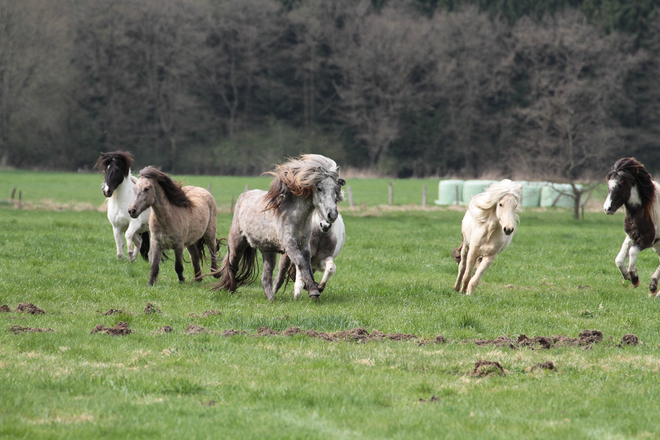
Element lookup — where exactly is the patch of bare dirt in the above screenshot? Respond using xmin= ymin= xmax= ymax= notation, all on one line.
xmin=419 ymin=395 xmax=440 ymax=403
xmin=17 ymin=303 xmax=45 ymax=314
xmin=91 ymin=321 xmax=132 ymax=336
xmin=184 ymin=324 xmax=207 ymax=334
xmin=222 ymin=329 xmax=247 ymax=337
xmin=143 ymin=302 xmax=161 ymax=314
xmin=9 ymin=325 xmax=55 ymax=334
xmin=103 ymin=308 xmax=129 ymax=315
xmin=0 ymin=305 xmax=10 ymax=313
xmin=621 ymin=334 xmax=639 ymax=346
xmin=471 ymin=360 xmax=506 ymax=377
xmin=530 ymin=361 xmax=556 ymax=372
xmin=472 ymin=336 xmax=519 ymax=349
xmin=254 ymin=326 xmax=419 ymax=342
xmin=204 ymin=400 xmax=216 ymax=407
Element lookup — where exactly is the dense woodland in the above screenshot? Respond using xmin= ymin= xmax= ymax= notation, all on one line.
xmin=3 ymin=0 xmax=660 ymax=179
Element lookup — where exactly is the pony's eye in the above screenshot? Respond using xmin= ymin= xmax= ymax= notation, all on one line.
xmin=499 ymin=203 xmax=503 ymax=207
xmin=317 ymin=186 xmax=323 ymax=193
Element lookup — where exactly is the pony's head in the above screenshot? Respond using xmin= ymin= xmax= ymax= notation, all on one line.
xmin=604 ymin=157 xmax=655 ymax=216
xmin=128 ymin=166 xmax=191 ymax=218
xmin=94 ymin=150 xmax=133 ymax=197
xmin=264 ymin=154 xmax=345 ymax=224
xmin=470 ymin=179 xmax=522 ymax=236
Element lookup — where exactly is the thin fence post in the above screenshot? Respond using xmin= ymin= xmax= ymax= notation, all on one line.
xmin=347 ymin=185 xmax=354 ymax=207
xmin=207 ymin=183 xmax=211 ymax=191
xmin=245 ymin=184 xmax=249 ymax=193
xmin=422 ymin=185 xmax=427 ymax=207
xmin=10 ymin=188 xmax=16 ymax=200
xmin=18 ymin=190 xmax=22 ymax=209
xmin=455 ymin=186 xmax=459 ymax=205
xmin=230 ymin=195 xmax=235 ymax=213
xmin=389 ymin=182 xmax=393 ymax=205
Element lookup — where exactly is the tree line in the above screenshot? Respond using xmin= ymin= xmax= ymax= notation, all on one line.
xmin=3 ymin=0 xmax=660 ymax=180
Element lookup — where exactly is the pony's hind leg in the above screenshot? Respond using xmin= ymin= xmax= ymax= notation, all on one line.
xmin=460 ymin=247 xmax=480 ymax=294
xmin=650 ymin=244 xmax=660 ymax=297
xmin=454 ymin=242 xmax=469 ymax=292
xmin=273 ymin=254 xmax=291 ymax=295
xmin=187 ymin=244 xmax=203 ymax=281
xmin=466 ymin=255 xmax=495 ymax=295
xmin=148 ymin=242 xmax=163 ymax=286
xmin=261 ymin=252 xmax=277 ymax=301
xmin=174 ymin=247 xmax=186 ymax=283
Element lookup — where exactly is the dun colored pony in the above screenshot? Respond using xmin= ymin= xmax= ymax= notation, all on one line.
xmin=273 ymin=211 xmax=346 ymax=296
xmin=453 ymin=179 xmax=522 ymax=295
xmin=94 ymin=151 xmax=150 ymax=261
xmin=215 ymin=154 xmax=345 ymax=300
xmin=603 ymin=157 xmax=660 ymax=296
xmin=128 ymin=166 xmax=220 ymax=286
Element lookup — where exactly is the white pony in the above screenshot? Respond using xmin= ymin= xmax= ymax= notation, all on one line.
xmin=273 ymin=211 xmax=346 ymax=295
xmin=453 ymin=179 xmax=522 ymax=295
xmin=95 ymin=151 xmax=151 ymax=261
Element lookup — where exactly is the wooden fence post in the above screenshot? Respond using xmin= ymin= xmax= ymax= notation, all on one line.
xmin=422 ymin=185 xmax=427 ymax=207
xmin=347 ymin=185 xmax=354 ymax=207
xmin=389 ymin=182 xmax=393 ymax=205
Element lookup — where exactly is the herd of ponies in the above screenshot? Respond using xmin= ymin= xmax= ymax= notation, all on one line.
xmin=95 ymin=152 xmax=660 ymax=299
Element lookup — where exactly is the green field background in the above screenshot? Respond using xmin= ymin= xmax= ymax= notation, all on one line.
xmin=1 ymin=171 xmax=659 ymax=439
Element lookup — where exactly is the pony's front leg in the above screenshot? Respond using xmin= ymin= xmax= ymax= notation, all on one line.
xmin=261 ymin=252 xmax=277 ymax=301
xmin=466 ymin=255 xmax=495 ymax=295
xmin=286 ymin=243 xmax=319 ymax=298
xmin=292 ymin=265 xmax=305 ymax=300
xmin=460 ymin=247 xmax=480 ymax=295
xmin=113 ymin=226 xmax=126 ymax=259
xmin=273 ymin=254 xmax=291 ymax=295
xmin=615 ymin=236 xmax=633 ymax=282
xmin=453 ymin=242 xmax=468 ymax=291
xmin=174 ymin=247 xmax=186 ymax=283
xmin=148 ymin=242 xmax=162 ymax=286
xmin=317 ymin=258 xmax=335 ymax=293
xmin=627 ymin=245 xmax=642 ymax=287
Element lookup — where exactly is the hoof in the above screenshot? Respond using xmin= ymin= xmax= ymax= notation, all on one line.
xmin=318 ymin=285 xmax=326 ymax=293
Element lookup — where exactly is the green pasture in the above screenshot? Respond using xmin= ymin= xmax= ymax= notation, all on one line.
xmin=1 ymin=172 xmax=660 ymax=439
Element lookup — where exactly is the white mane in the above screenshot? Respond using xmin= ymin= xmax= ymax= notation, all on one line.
xmin=468 ymin=179 xmax=523 ymax=224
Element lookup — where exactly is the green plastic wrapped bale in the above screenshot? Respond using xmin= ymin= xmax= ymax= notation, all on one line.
xmin=519 ymin=181 xmax=546 ymax=207
xmin=540 ymin=184 xmax=584 ymax=208
xmin=435 ymin=179 xmax=464 ymax=205
xmin=462 ymin=180 xmax=498 ymax=205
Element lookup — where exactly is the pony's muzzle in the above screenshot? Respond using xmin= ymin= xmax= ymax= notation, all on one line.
xmin=503 ymin=226 xmax=514 ymax=235
xmin=320 ymin=222 xmax=331 ymax=233
xmin=128 ymin=207 xmax=138 ymax=219
xmin=327 ymin=210 xmax=338 ymax=223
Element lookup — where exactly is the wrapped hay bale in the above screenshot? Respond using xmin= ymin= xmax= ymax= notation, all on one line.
xmin=540 ymin=184 xmax=584 ymax=208
xmin=519 ymin=181 xmax=546 ymax=207
xmin=435 ymin=179 xmax=464 ymax=205
xmin=462 ymin=180 xmax=498 ymax=205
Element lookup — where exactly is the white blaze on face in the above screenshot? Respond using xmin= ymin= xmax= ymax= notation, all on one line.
xmin=603 ymin=178 xmax=616 ymax=212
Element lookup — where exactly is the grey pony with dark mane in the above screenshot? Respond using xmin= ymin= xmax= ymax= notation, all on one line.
xmin=128 ymin=166 xmax=221 ymax=286
xmin=214 ymin=154 xmax=345 ymax=300
xmin=603 ymin=157 xmax=660 ymax=296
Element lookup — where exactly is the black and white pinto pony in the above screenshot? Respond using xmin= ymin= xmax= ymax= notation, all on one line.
xmin=214 ymin=154 xmax=345 ymax=300
xmin=453 ymin=179 xmax=522 ymax=295
xmin=273 ymin=210 xmax=346 ymax=298
xmin=94 ymin=151 xmax=150 ymax=261
xmin=603 ymin=157 xmax=660 ymax=296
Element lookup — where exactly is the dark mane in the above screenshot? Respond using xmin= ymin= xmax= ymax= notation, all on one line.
xmin=94 ymin=150 xmax=133 ymax=177
xmin=607 ymin=157 xmax=656 ymax=216
xmin=139 ymin=166 xmax=192 ymax=208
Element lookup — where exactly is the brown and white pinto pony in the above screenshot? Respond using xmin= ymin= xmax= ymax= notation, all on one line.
xmin=128 ymin=166 xmax=220 ymax=286
xmin=214 ymin=154 xmax=345 ymax=300
xmin=453 ymin=179 xmax=522 ymax=295
xmin=603 ymin=157 xmax=660 ymax=296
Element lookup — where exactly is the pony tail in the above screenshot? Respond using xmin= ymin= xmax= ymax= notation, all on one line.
xmin=451 ymin=244 xmax=462 ymax=263
xmin=139 ymin=231 xmax=150 ymax=261
xmin=213 ymin=246 xmax=259 ymax=292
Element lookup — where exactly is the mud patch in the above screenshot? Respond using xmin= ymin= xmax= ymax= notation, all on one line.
xmin=529 ymin=361 xmax=556 ymax=372
xmin=17 ymin=303 xmax=45 ymax=314
xmin=0 ymin=305 xmax=10 ymax=313
xmin=143 ymin=302 xmax=161 ymax=314
xmin=255 ymin=326 xmax=418 ymax=343
xmin=471 ymin=360 xmax=506 ymax=377
xmin=472 ymin=336 xmax=518 ymax=349
xmin=515 ymin=330 xmax=603 ymax=349
xmin=91 ymin=321 xmax=132 ymax=336
xmin=185 ymin=324 xmax=207 ymax=334
xmin=620 ymin=334 xmax=639 ymax=346
xmin=419 ymin=335 xmax=448 ymax=346
xmin=10 ymin=325 xmax=55 ymax=334
xmin=419 ymin=395 xmax=440 ymax=403
xmin=103 ymin=308 xmax=129 ymax=315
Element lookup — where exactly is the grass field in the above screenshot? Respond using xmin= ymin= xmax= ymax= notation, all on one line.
xmin=1 ymin=172 xmax=660 ymax=439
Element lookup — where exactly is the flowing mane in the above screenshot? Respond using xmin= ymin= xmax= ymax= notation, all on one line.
xmin=606 ymin=157 xmax=656 ymax=216
xmin=94 ymin=150 xmax=133 ymax=177
xmin=263 ymin=154 xmax=342 ymax=211
xmin=468 ymin=179 xmax=522 ymax=224
xmin=139 ymin=166 xmax=192 ymax=208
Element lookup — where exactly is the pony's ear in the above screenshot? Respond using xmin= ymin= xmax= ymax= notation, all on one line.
xmin=337 ymin=178 xmax=346 ymax=187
